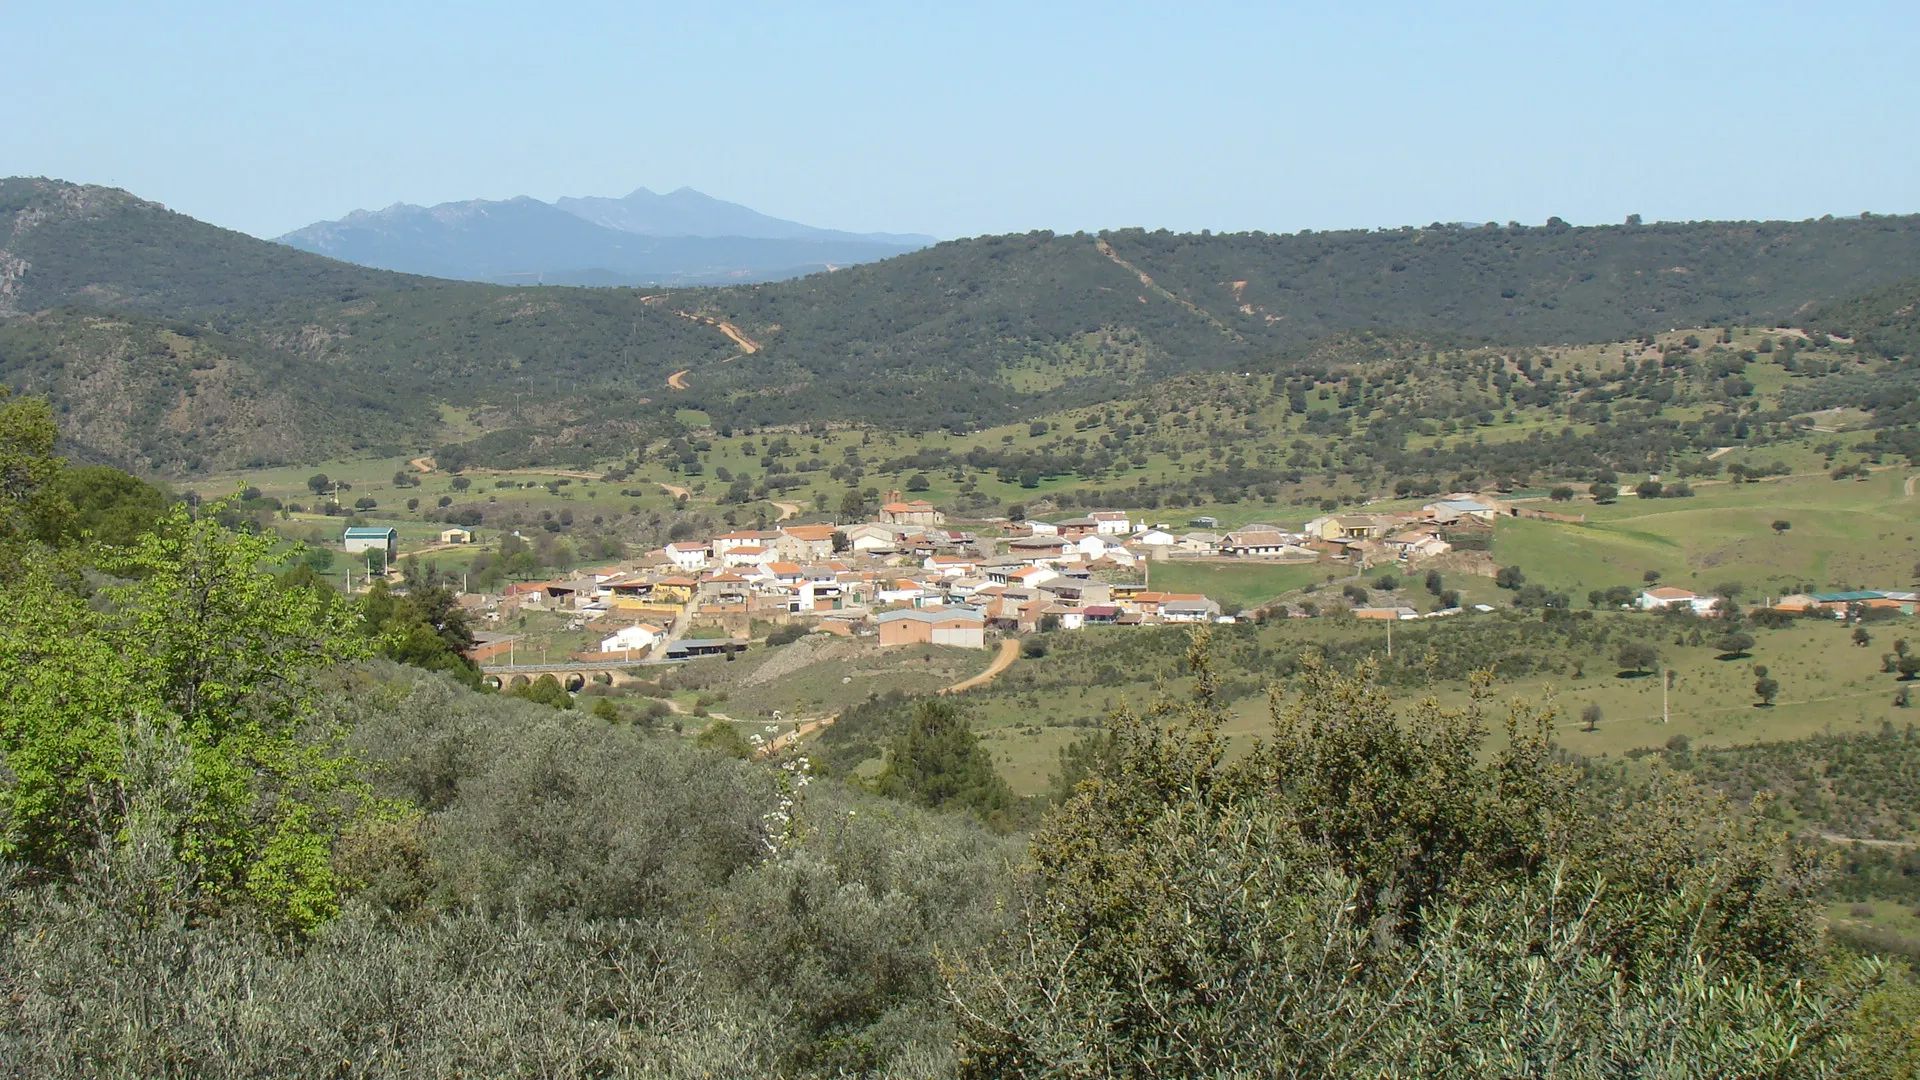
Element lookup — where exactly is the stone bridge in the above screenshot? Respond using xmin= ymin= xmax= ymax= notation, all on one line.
xmin=480 ymin=658 xmax=681 ymax=692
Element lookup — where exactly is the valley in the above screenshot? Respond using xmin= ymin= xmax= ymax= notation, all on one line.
xmin=6 ymin=175 xmax=1920 ymax=1076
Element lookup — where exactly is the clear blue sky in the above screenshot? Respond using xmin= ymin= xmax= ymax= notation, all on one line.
xmin=7 ymin=1 xmax=1917 ymax=240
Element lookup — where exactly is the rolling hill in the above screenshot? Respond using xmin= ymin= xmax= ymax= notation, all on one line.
xmin=7 ymin=175 xmax=1920 ymax=472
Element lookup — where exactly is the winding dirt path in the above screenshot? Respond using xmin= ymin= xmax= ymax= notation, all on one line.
xmin=409 ymin=456 xmax=436 ymax=473
xmin=672 ymin=311 xmax=761 ymax=354
xmin=772 ymin=500 xmax=802 ymax=521
xmin=943 ymin=638 xmax=1021 ymax=695
xmin=657 ymin=481 xmax=691 ymax=499
xmin=759 ymin=713 xmax=837 ymax=758
xmin=667 ymin=369 xmax=690 ymax=391
xmin=1905 ymin=473 xmax=1918 ymax=499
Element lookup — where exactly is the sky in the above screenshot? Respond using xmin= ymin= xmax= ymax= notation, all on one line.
xmin=6 ymin=1 xmax=1918 ymax=241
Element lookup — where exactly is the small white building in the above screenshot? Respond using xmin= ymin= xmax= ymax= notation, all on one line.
xmin=599 ymin=623 xmax=665 ymax=654
xmin=438 ymin=527 xmax=474 ymax=544
xmin=665 ymin=542 xmax=711 ymax=571
xmin=1089 ymin=511 xmax=1132 ymax=535
xmin=1638 ymin=586 xmax=1719 ymax=616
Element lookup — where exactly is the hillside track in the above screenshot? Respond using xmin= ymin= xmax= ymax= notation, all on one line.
xmin=943 ymin=638 xmax=1020 ymax=695
xmin=772 ymin=501 xmax=802 ymax=521
xmin=667 ymin=369 xmax=690 ymax=390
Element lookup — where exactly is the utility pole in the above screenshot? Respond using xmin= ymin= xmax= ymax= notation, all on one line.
xmin=1663 ymin=668 xmax=1673 ymax=724
xmin=1386 ymin=616 xmax=1393 ymax=659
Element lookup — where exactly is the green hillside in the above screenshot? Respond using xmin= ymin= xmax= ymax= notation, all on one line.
xmin=9 ymin=177 xmax=1920 ymax=471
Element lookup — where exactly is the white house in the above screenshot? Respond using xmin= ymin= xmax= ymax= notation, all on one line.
xmin=711 ymin=530 xmax=776 ymax=558
xmin=1132 ymin=527 xmax=1176 ymax=547
xmin=720 ymin=543 xmax=771 ymax=568
xmin=1022 ymin=519 xmax=1060 ymax=536
xmin=599 ymin=623 xmax=665 ymax=654
xmin=1638 ymin=586 xmax=1719 ymax=616
xmin=665 ymin=542 xmax=711 ymax=571
xmin=1089 ymin=510 xmax=1132 ymax=535
xmin=1384 ymin=530 xmax=1451 ymax=560
xmin=1075 ymin=534 xmax=1120 ymax=559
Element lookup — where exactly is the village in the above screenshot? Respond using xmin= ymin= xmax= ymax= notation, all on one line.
xmin=329 ymin=484 xmax=1920 ymax=675
xmin=324 ymin=492 xmax=1585 ymax=669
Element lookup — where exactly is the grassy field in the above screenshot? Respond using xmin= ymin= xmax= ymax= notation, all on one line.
xmin=1494 ymin=467 xmax=1919 ymax=599
xmin=1147 ymin=560 xmax=1332 ymax=608
xmin=952 ymin=612 xmax=1920 ymax=797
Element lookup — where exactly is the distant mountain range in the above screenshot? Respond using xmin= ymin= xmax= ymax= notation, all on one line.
xmin=276 ymin=187 xmax=937 ymax=286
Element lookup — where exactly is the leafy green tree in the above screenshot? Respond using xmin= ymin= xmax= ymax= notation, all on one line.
xmin=838 ymin=488 xmax=867 ymax=520
xmin=358 ymin=562 xmax=480 ymax=686
xmin=1716 ymin=631 xmax=1756 ymax=658
xmin=29 ymin=464 xmax=170 ymax=550
xmin=1590 ymin=481 xmax=1619 ymax=503
xmin=873 ymin=699 xmax=1013 ymax=830
xmin=694 ymin=717 xmax=751 ymax=757
xmin=951 ymin=631 xmax=1871 ymax=1077
xmin=0 ymin=501 xmax=368 ymax=931
xmin=1755 ymin=676 xmax=1781 ymax=706
xmin=1494 ymin=565 xmax=1526 ymax=589
xmin=306 ymin=473 xmax=330 ymax=496
xmin=1618 ymin=641 xmax=1659 ymax=674
xmin=0 ymin=389 xmax=62 ymax=573
xmin=511 ymin=673 xmax=572 ymax=710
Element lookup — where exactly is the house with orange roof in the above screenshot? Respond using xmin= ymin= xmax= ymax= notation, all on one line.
xmin=776 ymin=524 xmax=840 ymax=561
xmin=879 ymin=499 xmax=944 ymax=526
xmin=1637 ymin=586 xmax=1718 ymax=616
xmin=761 ymin=561 xmax=806 ymax=585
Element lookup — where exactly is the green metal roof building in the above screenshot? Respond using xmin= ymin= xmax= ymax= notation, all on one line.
xmin=342 ymin=526 xmax=397 ymax=558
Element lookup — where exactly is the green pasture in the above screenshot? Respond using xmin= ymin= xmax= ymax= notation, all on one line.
xmin=1495 ymin=468 xmax=1919 ymax=598
xmin=1147 ymin=560 xmax=1330 ymax=608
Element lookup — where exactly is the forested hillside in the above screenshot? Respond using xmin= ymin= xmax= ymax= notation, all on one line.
xmin=8 ymin=176 xmax=1920 ymax=469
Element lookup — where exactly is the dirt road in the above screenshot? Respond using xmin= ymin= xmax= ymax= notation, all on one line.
xmin=1906 ymin=473 xmax=1918 ymax=499
xmin=667 ymin=369 xmax=690 ymax=390
xmin=409 ymin=456 xmax=435 ymax=473
xmin=772 ymin=501 xmax=802 ymax=521
xmin=943 ymin=638 xmax=1020 ymax=695
xmin=657 ymin=481 xmax=691 ymax=499
xmin=759 ymin=714 xmax=837 ymax=758
xmin=672 ymin=311 xmax=761 ymax=354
